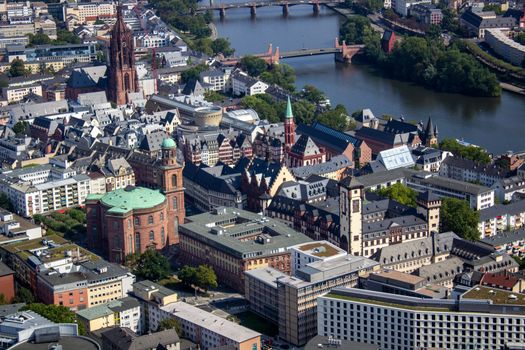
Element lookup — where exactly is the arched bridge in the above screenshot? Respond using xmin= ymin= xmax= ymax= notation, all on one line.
xmin=197 ymin=0 xmax=344 ymax=17
xmin=220 ymin=39 xmax=365 ymax=65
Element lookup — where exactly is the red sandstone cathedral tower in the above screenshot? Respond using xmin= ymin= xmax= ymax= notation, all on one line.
xmin=284 ymin=96 xmax=295 ymax=150
xmin=107 ymin=4 xmax=138 ymax=105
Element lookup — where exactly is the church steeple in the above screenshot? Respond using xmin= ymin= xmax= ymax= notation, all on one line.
xmin=284 ymin=96 xmax=295 ymax=149
xmin=107 ymin=3 xmax=138 ymax=106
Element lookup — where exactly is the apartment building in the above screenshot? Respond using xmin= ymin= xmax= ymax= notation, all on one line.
xmin=37 ymin=260 xmax=135 ymax=310
xmin=478 ymin=200 xmax=525 ymax=238
xmin=0 ymin=208 xmax=42 ymax=245
xmin=76 ymin=296 xmax=141 ymax=333
xmin=64 ymin=2 xmax=116 ymax=30
xmin=2 ymin=84 xmax=43 ymax=103
xmin=318 ymin=287 xmax=525 ymax=350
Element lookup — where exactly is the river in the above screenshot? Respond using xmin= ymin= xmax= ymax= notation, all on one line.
xmin=212 ymin=4 xmax=525 ymax=153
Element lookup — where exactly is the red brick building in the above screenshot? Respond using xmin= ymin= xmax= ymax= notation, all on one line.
xmin=87 ymin=138 xmax=185 ymax=262
xmin=0 ymin=262 xmax=15 ymax=302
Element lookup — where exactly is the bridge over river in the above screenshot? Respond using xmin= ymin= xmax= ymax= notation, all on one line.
xmin=197 ymin=0 xmax=344 ymax=17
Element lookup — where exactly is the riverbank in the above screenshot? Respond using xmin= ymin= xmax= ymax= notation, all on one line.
xmin=209 ymin=22 xmax=218 ymax=40
xmin=500 ymin=82 xmax=525 ymax=96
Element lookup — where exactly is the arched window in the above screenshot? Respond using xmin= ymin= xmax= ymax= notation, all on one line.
xmin=135 ymin=233 xmax=141 ymax=252
xmin=148 ymin=215 xmax=154 ymax=225
xmin=149 ymin=230 xmax=155 ymax=241
xmin=134 ymin=217 xmax=140 ymax=226
xmin=127 ymin=219 xmax=131 ymax=229
xmin=160 ymin=212 xmax=164 ymax=222
xmin=172 ymin=174 xmax=178 ymax=187
xmin=172 ymin=196 xmax=178 ymax=210
xmin=128 ymin=235 xmax=132 ymax=253
xmin=124 ymin=73 xmax=130 ymax=91
xmin=161 ymin=227 xmax=165 ymax=245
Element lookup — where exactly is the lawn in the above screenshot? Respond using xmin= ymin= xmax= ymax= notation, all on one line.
xmin=235 ymin=311 xmax=278 ymax=337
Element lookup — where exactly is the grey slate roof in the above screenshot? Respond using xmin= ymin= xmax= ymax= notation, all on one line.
xmin=102 ymin=327 xmax=180 ymax=350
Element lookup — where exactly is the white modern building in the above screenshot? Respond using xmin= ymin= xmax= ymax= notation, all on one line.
xmin=318 ymin=287 xmax=525 ymax=350
xmin=231 ymin=71 xmax=268 ymax=96
xmin=288 ymin=240 xmax=347 ymax=276
xmin=485 ymin=28 xmax=525 ymax=66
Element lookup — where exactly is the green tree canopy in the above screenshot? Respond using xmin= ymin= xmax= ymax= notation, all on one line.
xmin=9 ymin=58 xmax=28 ymax=77
xmin=301 ymin=85 xmax=326 ymax=104
xmin=158 ymin=318 xmax=182 ymax=335
xmin=340 ymin=16 xmax=377 ymax=44
xmin=440 ymin=197 xmax=480 ymax=240
xmin=181 ymin=64 xmax=208 ymax=84
xmin=12 ymin=121 xmax=28 ymax=135
xmin=241 ymin=94 xmax=283 ymax=123
xmin=13 ymin=286 xmax=35 ymax=304
xmin=239 ymin=56 xmax=268 ymax=77
xmin=28 ymin=33 xmax=51 ymax=46
xmin=211 ymin=38 xmax=235 ymax=57
xmin=260 ymin=64 xmax=296 ymax=92
xmin=22 ymin=303 xmax=85 ymax=335
xmin=0 ymin=193 xmax=13 ymax=211
xmin=439 ymin=138 xmax=491 ymax=164
xmin=376 ymin=183 xmax=418 ymax=207
xmin=178 ymin=264 xmax=218 ymax=292
xmin=135 ymin=249 xmax=171 ymax=281
xmin=316 ymin=104 xmax=351 ymax=131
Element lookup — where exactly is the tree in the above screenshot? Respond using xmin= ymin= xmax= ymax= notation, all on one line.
xmin=12 ymin=121 xmax=28 ymax=135
xmin=195 ymin=265 xmax=217 ymax=292
xmin=241 ymin=94 xmax=283 ymax=123
xmin=316 ymin=104 xmax=350 ymax=131
xmin=260 ymin=64 xmax=296 ymax=92
xmin=9 ymin=58 xmax=28 ymax=77
xmin=440 ymin=197 xmax=480 ymax=240
xmin=439 ymin=138 xmax=491 ymax=164
xmin=14 ymin=286 xmax=35 ymax=304
xmin=239 ymin=56 xmax=268 ymax=77
xmin=340 ymin=16 xmax=376 ymax=45
xmin=22 ymin=303 xmax=86 ymax=335
xmin=204 ymin=90 xmax=226 ymax=102
xmin=135 ymin=249 xmax=171 ymax=281
xmin=55 ymin=29 xmax=81 ymax=45
xmin=181 ymin=64 xmax=208 ymax=84
xmin=211 ymin=38 xmax=234 ymax=57
xmin=0 ymin=193 xmax=13 ymax=211
xmin=28 ymin=33 xmax=51 ymax=46
xmin=178 ymin=264 xmax=217 ymax=292
xmin=377 ymin=183 xmax=417 ymax=207
xmin=301 ymin=85 xmax=325 ymax=104
xmin=158 ymin=318 xmax=182 ymax=335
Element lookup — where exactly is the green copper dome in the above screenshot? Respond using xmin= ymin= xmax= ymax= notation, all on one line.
xmin=99 ymin=186 xmax=166 ymax=213
xmin=161 ymin=138 xmax=176 ymax=149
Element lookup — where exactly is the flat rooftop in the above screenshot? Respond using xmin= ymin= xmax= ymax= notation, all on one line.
xmin=161 ymin=301 xmax=261 ymax=343
xmin=372 ymin=270 xmax=425 ymax=285
xmin=462 ymin=286 xmax=525 ymax=306
xmin=180 ymin=207 xmax=312 ymax=258
xmin=10 ymin=337 xmax=100 ymax=350
xmin=295 ymin=241 xmax=345 ymax=258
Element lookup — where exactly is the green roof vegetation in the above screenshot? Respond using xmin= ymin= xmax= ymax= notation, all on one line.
xmin=298 ymin=242 xmax=341 ymax=257
xmin=462 ymin=286 xmax=525 ymax=306
xmin=100 ymin=187 xmax=166 ymax=213
xmin=325 ymin=293 xmax=450 ymax=312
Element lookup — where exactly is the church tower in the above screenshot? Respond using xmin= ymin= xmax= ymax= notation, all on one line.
xmin=284 ymin=96 xmax=295 ymax=150
xmin=423 ymin=117 xmax=438 ymax=147
xmin=107 ymin=4 xmax=138 ymax=106
xmin=339 ymin=176 xmax=364 ymax=255
xmin=159 ymin=138 xmax=185 ymax=245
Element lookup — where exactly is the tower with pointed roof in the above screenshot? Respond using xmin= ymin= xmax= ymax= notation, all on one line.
xmin=423 ymin=117 xmax=438 ymax=147
xmin=107 ymin=3 xmax=138 ymax=106
xmin=284 ymin=96 xmax=295 ymax=150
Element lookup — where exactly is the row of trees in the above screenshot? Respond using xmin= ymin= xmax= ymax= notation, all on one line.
xmin=375 ymin=183 xmax=480 ymax=241
xmin=439 ymin=138 xmax=491 ymax=164
xmin=27 ymin=30 xmax=81 ymax=46
xmin=339 ymin=17 xmax=501 ymax=97
xmin=239 ymin=56 xmax=296 ymax=92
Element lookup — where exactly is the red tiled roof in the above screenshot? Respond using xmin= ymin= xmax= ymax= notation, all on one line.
xmin=481 ymin=272 xmax=520 ymax=290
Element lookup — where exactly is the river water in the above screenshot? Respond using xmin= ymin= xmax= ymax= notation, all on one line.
xmin=212 ymin=5 xmax=525 ymax=153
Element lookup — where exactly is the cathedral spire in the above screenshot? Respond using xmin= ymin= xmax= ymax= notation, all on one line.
xmin=285 ymin=96 xmax=293 ymax=120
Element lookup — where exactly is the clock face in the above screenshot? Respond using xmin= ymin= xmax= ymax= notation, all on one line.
xmin=122 ymin=42 xmax=127 ymax=47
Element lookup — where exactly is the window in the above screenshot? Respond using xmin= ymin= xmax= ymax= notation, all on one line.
xmin=172 ymin=174 xmax=177 ymax=187
xmin=149 ymin=230 xmax=155 ymax=241
xmin=160 ymin=212 xmax=164 ymax=221
xmin=135 ymin=233 xmax=141 ymax=251
xmin=173 ymin=196 xmax=178 ymax=209
xmin=148 ymin=215 xmax=154 ymax=224
xmin=134 ymin=217 xmax=140 ymax=226
xmin=161 ymin=227 xmax=165 ymax=245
